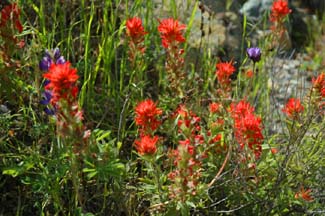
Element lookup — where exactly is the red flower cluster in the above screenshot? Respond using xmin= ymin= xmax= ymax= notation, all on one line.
xmin=158 ymin=18 xmax=186 ymax=49
xmin=295 ymin=186 xmax=313 ymax=202
xmin=126 ymin=17 xmax=147 ymax=59
xmin=134 ymin=135 xmax=159 ymax=155
xmin=215 ymin=61 xmax=236 ymax=88
xmin=312 ymin=72 xmax=325 ymax=98
xmin=208 ymin=101 xmax=226 ymax=154
xmin=43 ymin=62 xmax=79 ymax=104
xmin=0 ymin=3 xmax=23 ymax=33
xmin=42 ymin=58 xmax=88 ymax=149
xmin=231 ymin=100 xmax=264 ymax=159
xmin=134 ymin=99 xmax=162 ymax=156
xmin=126 ymin=17 xmax=147 ymax=39
xmin=282 ymin=98 xmax=304 ymax=119
xmin=176 ymin=105 xmax=202 ymax=136
xmin=209 ymin=102 xmax=221 ymax=114
xmin=270 ymin=0 xmax=292 ymax=22
xmin=135 ymin=99 xmax=162 ymax=135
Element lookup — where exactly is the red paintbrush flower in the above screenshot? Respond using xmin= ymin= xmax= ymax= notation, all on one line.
xmin=0 ymin=3 xmax=23 ymax=33
xmin=215 ymin=61 xmax=236 ymax=87
xmin=230 ymin=99 xmax=254 ymax=118
xmin=312 ymin=72 xmax=325 ymax=98
xmin=134 ymin=135 xmax=159 ymax=155
xmin=231 ymin=100 xmax=264 ymax=159
xmin=209 ymin=102 xmax=221 ymax=114
xmin=126 ymin=17 xmax=147 ymax=39
xmin=270 ymin=0 xmax=291 ymax=22
xmin=126 ymin=17 xmax=147 ymax=63
xmin=135 ymin=99 xmax=162 ymax=133
xmin=271 ymin=148 xmax=278 ymax=154
xmin=158 ymin=18 xmax=186 ymax=48
xmin=295 ymin=186 xmax=313 ymax=202
xmin=43 ymin=62 xmax=79 ymax=103
xmin=282 ymin=98 xmax=304 ymax=119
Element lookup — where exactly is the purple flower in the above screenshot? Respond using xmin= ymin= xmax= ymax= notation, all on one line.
xmin=39 ymin=48 xmax=66 ymax=71
xmin=56 ymin=56 xmax=66 ymax=64
xmin=44 ymin=49 xmax=51 ymax=59
xmin=44 ymin=107 xmax=56 ymax=115
xmin=40 ymin=90 xmax=52 ymax=105
xmin=246 ymin=47 xmax=261 ymax=63
xmin=40 ymin=90 xmax=56 ymax=115
xmin=39 ymin=56 xmax=52 ymax=71
xmin=42 ymin=79 xmax=50 ymax=87
xmin=53 ymin=48 xmax=61 ymax=60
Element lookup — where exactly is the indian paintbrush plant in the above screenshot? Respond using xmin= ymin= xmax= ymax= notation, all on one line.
xmin=269 ymin=0 xmax=292 ymax=49
xmin=158 ymin=18 xmax=186 ymax=97
xmin=40 ymin=48 xmax=91 ymax=211
xmin=125 ymin=16 xmax=148 ymax=97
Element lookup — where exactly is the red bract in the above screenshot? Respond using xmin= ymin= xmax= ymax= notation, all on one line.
xmin=215 ymin=61 xmax=236 ymax=87
xmin=209 ymin=102 xmax=221 ymax=113
xmin=135 ymin=99 xmax=162 ymax=133
xmin=168 ymin=139 xmax=201 ymax=199
xmin=0 ymin=3 xmax=23 ymax=33
xmin=158 ymin=18 xmax=186 ymax=48
xmin=245 ymin=70 xmax=254 ymax=78
xmin=175 ymin=105 xmax=201 ymax=132
xmin=271 ymin=148 xmax=278 ymax=154
xmin=231 ymin=100 xmax=264 ymax=159
xmin=230 ymin=99 xmax=254 ymax=117
xmin=125 ymin=17 xmax=147 ymax=67
xmin=134 ymin=135 xmax=158 ymax=155
xmin=282 ymin=98 xmax=304 ymax=119
xmin=312 ymin=72 xmax=325 ymax=98
xmin=43 ymin=62 xmax=79 ymax=103
xmin=295 ymin=186 xmax=313 ymax=202
xmin=126 ymin=17 xmax=147 ymax=39
xmin=270 ymin=0 xmax=291 ymax=22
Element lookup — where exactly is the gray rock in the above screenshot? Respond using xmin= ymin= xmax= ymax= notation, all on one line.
xmin=239 ymin=0 xmax=273 ymax=19
xmin=0 ymin=104 xmax=9 ymax=113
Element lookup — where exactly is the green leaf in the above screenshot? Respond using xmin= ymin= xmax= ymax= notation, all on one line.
xmin=95 ymin=129 xmax=111 ymax=142
xmin=82 ymin=168 xmax=97 ymax=179
xmin=2 ymin=168 xmax=19 ymax=177
xmin=117 ymin=141 xmax=122 ymax=150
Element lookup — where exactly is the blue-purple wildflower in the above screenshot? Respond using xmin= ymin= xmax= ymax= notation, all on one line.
xmin=40 ymin=90 xmax=56 ymax=115
xmin=39 ymin=56 xmax=52 ymax=71
xmin=44 ymin=107 xmax=56 ymax=115
xmin=39 ymin=48 xmax=66 ymax=71
xmin=246 ymin=47 xmax=261 ymax=63
xmin=40 ymin=90 xmax=52 ymax=105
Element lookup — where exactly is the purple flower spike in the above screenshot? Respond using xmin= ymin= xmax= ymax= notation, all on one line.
xmin=53 ymin=48 xmax=61 ymax=59
xmin=44 ymin=107 xmax=56 ymax=115
xmin=42 ymin=79 xmax=50 ymax=87
xmin=56 ymin=56 xmax=66 ymax=64
xmin=39 ymin=56 xmax=52 ymax=71
xmin=246 ymin=47 xmax=261 ymax=63
xmin=44 ymin=49 xmax=51 ymax=59
xmin=40 ymin=90 xmax=52 ymax=105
